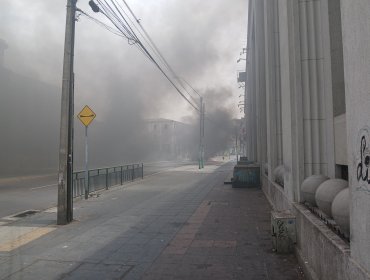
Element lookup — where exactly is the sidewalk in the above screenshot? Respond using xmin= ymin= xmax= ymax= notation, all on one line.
xmin=0 ymin=162 xmax=304 ymax=279
xmin=142 ymin=175 xmax=304 ymax=279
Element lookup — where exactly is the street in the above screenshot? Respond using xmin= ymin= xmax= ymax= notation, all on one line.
xmin=0 ymin=161 xmax=194 ymax=219
xmin=0 ymin=159 xmax=303 ymax=280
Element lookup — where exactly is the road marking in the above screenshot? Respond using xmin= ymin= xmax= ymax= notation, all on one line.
xmin=30 ymin=183 xmax=57 ymax=190
xmin=0 ymin=226 xmax=55 ymax=252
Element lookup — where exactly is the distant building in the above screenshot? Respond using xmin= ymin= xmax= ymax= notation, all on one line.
xmin=146 ymin=118 xmax=191 ymax=160
xmin=245 ymin=1 xmax=370 ymax=279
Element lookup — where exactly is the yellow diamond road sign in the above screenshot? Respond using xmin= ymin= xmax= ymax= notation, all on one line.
xmin=78 ymin=105 xmax=96 ymax=127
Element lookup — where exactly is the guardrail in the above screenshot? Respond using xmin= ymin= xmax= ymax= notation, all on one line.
xmin=72 ymin=163 xmax=143 ymax=198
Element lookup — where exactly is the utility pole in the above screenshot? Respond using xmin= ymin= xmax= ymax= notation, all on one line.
xmin=235 ymin=128 xmax=238 ymax=162
xmin=201 ymin=102 xmax=205 ymax=168
xmin=199 ymin=97 xmax=203 ymax=169
xmin=57 ymin=0 xmax=77 ymax=225
xmin=177 ymin=78 xmax=204 ymax=168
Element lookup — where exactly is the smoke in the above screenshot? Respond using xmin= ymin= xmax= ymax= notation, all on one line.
xmin=0 ymin=66 xmax=60 ymax=176
xmin=0 ymin=0 xmax=247 ymax=177
xmin=181 ymin=87 xmax=236 ymax=160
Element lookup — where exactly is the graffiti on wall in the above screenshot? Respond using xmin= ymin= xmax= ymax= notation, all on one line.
xmin=355 ymin=126 xmax=370 ymax=193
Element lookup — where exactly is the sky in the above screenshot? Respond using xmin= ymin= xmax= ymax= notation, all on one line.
xmin=0 ymin=0 xmax=248 ymax=176
xmin=0 ymin=0 xmax=248 ymax=122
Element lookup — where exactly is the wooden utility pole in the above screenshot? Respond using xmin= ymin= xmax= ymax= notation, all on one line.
xmin=57 ymin=0 xmax=77 ymax=225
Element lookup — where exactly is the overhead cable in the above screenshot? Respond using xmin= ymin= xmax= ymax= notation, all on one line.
xmin=120 ymin=0 xmax=200 ymax=105
xmin=84 ymin=0 xmax=199 ymax=111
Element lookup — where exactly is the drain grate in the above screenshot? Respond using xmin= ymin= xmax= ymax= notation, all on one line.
xmin=13 ymin=210 xmax=39 ymax=218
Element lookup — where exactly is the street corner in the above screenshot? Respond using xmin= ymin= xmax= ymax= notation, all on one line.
xmin=0 ymin=210 xmax=57 ymax=253
xmin=0 ymin=225 xmax=56 ymax=252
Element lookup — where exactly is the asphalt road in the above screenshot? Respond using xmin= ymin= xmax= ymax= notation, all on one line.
xmin=0 ymin=161 xmax=195 ymax=218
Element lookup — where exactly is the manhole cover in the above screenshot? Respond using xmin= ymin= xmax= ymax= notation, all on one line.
xmin=13 ymin=210 xmax=39 ymax=218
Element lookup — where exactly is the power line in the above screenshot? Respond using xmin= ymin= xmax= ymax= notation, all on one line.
xmin=121 ymin=0 xmax=200 ymax=105
xmin=84 ymin=0 xmax=200 ymax=111
xmin=118 ymin=0 xmax=201 ymax=109
xmin=78 ymin=8 xmax=152 ymax=60
xmin=177 ymin=78 xmax=202 ymax=98
xmin=77 ymin=9 xmax=126 ymax=38
xmin=97 ymin=0 xmax=138 ymax=44
xmin=121 ymin=0 xmax=174 ymax=76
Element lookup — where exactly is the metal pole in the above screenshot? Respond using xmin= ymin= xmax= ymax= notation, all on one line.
xmin=202 ymin=102 xmax=205 ymax=168
xmin=106 ymin=168 xmax=109 ymax=190
xmin=236 ymin=129 xmax=238 ymax=162
xmin=57 ymin=0 xmax=77 ymax=225
xmin=120 ymin=166 xmax=123 ymax=185
xmin=199 ymin=97 xmax=203 ymax=169
xmin=84 ymin=126 xmax=88 ymax=199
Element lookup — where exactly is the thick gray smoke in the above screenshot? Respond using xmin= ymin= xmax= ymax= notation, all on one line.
xmin=0 ymin=0 xmax=246 ymax=177
xmin=181 ymin=87 xmax=236 ymax=161
xmin=0 ymin=65 xmax=60 ymax=176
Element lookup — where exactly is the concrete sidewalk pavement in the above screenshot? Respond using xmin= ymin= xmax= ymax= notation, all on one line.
xmin=142 ymin=174 xmax=304 ymax=279
xmin=0 ymin=161 xmax=304 ymax=279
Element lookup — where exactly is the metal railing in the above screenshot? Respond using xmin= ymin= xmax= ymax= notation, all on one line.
xmin=303 ymin=202 xmax=349 ymax=243
xmin=72 ymin=163 xmax=143 ymax=198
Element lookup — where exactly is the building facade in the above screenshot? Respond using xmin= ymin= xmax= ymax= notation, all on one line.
xmin=245 ymin=1 xmax=370 ymax=279
xmin=146 ymin=118 xmax=191 ymax=160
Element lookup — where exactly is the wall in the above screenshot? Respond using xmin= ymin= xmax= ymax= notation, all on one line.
xmin=341 ymin=0 xmax=370 ymax=272
xmin=245 ymin=0 xmax=370 ymax=278
xmin=293 ymin=204 xmax=370 ymax=280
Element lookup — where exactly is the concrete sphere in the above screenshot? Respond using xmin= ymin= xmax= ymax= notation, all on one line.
xmin=272 ymin=166 xmax=280 ymax=181
xmin=273 ymin=165 xmax=284 ymax=186
xmin=264 ymin=163 xmax=269 ymax=176
xmin=332 ymin=188 xmax=350 ymax=236
xmin=315 ymin=179 xmax=348 ymax=218
xmin=301 ymin=175 xmax=329 ymax=206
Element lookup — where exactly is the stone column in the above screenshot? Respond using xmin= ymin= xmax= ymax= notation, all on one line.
xmin=264 ymin=0 xmax=277 ymax=178
xmin=274 ymin=0 xmax=283 ymax=167
xmin=246 ymin=0 xmax=257 ymax=162
xmin=279 ymin=0 xmax=304 ymax=202
xmin=265 ymin=0 xmax=284 ymax=180
xmin=298 ymin=0 xmax=335 ymax=178
xmin=255 ymin=0 xmax=267 ymax=165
